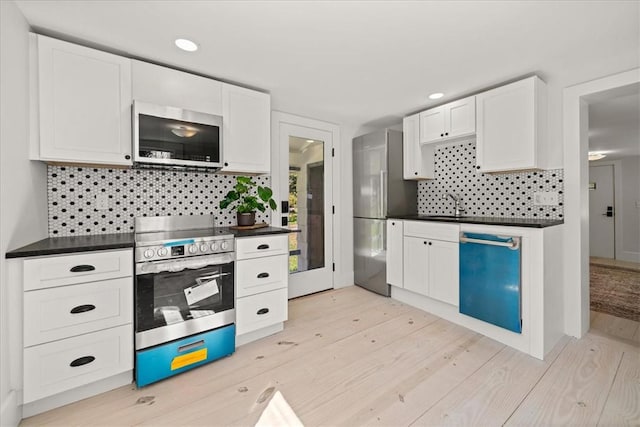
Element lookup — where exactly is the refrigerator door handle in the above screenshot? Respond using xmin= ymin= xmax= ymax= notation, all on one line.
xmin=380 ymin=170 xmax=386 ymax=216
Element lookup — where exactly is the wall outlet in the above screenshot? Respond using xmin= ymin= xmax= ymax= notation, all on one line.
xmin=533 ymin=191 xmax=559 ymax=206
xmin=95 ymin=194 xmax=109 ymax=210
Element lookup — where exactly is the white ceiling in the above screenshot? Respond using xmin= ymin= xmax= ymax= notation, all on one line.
xmin=15 ymin=1 xmax=640 ymax=130
xmin=589 ymin=90 xmax=640 ymax=160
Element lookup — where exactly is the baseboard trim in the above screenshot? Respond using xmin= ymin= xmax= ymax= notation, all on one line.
xmin=22 ymin=371 xmax=133 ymax=419
xmin=0 ymin=390 xmax=21 ymax=427
xmin=236 ymin=323 xmax=284 ymax=346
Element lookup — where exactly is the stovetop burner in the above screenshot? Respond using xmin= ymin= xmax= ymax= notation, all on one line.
xmin=134 ymin=215 xmax=234 ymax=262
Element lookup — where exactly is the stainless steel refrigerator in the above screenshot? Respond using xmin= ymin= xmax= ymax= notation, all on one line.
xmin=353 ymin=129 xmax=417 ymax=296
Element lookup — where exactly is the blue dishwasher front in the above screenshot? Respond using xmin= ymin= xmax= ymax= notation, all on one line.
xmin=459 ymin=232 xmax=522 ymax=333
xmin=136 ymin=324 xmax=235 ymax=387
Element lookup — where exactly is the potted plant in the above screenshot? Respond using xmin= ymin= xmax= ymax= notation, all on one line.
xmin=219 ymin=176 xmax=277 ymax=226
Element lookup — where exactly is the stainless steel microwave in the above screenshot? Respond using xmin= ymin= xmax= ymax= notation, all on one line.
xmin=133 ymin=101 xmax=223 ymax=170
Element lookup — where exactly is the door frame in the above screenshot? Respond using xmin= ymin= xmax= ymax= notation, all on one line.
xmin=589 ymin=161 xmax=623 ymax=259
xmin=271 ymin=111 xmax=341 ymax=295
xmin=563 ymin=67 xmax=639 ymax=338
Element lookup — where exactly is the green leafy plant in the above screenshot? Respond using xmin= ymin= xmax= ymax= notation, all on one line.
xmin=219 ymin=176 xmax=277 ymax=213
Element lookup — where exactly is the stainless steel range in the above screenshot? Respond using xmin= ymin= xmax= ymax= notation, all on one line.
xmin=134 ymin=215 xmax=235 ymax=387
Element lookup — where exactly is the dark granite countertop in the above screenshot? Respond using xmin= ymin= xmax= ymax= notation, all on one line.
xmin=5 ymin=226 xmax=297 ymax=259
xmin=218 ymin=226 xmax=298 ymax=238
xmin=5 ymin=233 xmax=135 ymax=259
xmin=389 ymin=215 xmax=563 ymax=228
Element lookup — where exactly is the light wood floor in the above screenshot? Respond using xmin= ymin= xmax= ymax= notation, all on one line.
xmin=590 ymin=256 xmax=640 ymax=272
xmin=22 ymin=286 xmax=639 ymax=426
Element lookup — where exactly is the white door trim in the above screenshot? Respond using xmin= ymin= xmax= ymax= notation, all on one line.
xmin=271 ymin=111 xmax=341 ymax=295
xmin=589 ymin=159 xmax=623 ymax=260
xmin=563 ymin=67 xmax=640 ymax=338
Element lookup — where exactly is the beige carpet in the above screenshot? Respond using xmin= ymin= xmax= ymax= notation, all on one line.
xmin=590 ymin=264 xmax=640 ymax=322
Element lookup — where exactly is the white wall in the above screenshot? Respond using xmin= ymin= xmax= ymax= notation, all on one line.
xmin=0 ymin=1 xmax=48 ymax=425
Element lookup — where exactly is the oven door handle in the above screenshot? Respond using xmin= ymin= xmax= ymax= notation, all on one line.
xmin=136 ymin=253 xmax=234 ymax=275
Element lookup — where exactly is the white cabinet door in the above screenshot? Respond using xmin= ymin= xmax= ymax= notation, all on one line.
xmin=37 ymin=35 xmax=132 ymax=166
xmin=221 ymin=84 xmax=271 ymax=174
xmin=419 ymin=107 xmax=445 ymax=144
xmin=403 ymin=236 xmax=429 ymax=296
xmin=403 ymin=114 xmax=434 ymax=180
xmin=419 ymin=95 xmax=476 ymax=144
xmin=428 ymin=240 xmax=459 ymax=306
xmin=476 ymin=76 xmax=546 ymax=172
xmin=446 ymin=96 xmax=476 ymax=139
xmin=386 ymin=220 xmax=404 ymax=287
xmin=131 ymin=60 xmax=222 ymax=115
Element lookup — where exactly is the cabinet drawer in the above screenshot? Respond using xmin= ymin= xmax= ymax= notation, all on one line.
xmin=23 ymin=324 xmax=133 ymax=403
xmin=237 ymin=255 xmax=288 ymax=297
xmin=23 ymin=249 xmax=133 ymax=291
xmin=404 ymin=221 xmax=459 ymax=242
xmin=24 ymin=277 xmax=133 ymax=347
xmin=236 ymin=235 xmax=288 ymax=260
xmin=236 ymin=288 xmax=288 ymax=335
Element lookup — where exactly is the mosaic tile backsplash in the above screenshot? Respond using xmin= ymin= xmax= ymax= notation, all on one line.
xmin=47 ymin=166 xmax=271 ymax=237
xmin=418 ymin=139 xmax=564 ymax=219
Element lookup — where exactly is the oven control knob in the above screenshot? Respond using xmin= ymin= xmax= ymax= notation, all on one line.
xmin=221 ymin=241 xmax=229 ymax=251
xmin=143 ymin=249 xmax=154 ymax=259
xmin=200 ymin=244 xmax=208 ymax=253
xmin=157 ymin=247 xmax=168 ymax=257
xmin=188 ymin=245 xmax=198 ymax=254
xmin=210 ymin=242 xmax=218 ymax=251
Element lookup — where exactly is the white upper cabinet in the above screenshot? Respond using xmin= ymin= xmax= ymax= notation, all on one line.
xmin=419 ymin=95 xmax=476 ymax=144
xmin=131 ymin=60 xmax=222 ymax=115
xmin=221 ymin=84 xmax=271 ymax=174
xmin=403 ymin=113 xmax=434 ymax=180
xmin=476 ymin=76 xmax=547 ymax=172
xmin=35 ymin=35 xmax=132 ymax=166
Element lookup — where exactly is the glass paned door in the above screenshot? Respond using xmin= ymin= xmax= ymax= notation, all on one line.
xmin=274 ymin=119 xmax=333 ymax=299
xmin=288 ymin=137 xmax=325 ymax=274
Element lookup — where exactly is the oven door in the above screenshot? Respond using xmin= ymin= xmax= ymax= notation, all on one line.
xmin=135 ymin=253 xmax=234 ymax=350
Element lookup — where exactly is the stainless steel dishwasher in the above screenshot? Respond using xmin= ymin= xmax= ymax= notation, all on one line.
xmin=459 ymin=232 xmax=522 ymax=333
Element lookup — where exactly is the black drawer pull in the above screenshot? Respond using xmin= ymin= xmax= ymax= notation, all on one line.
xmin=178 ymin=340 xmax=205 ymax=353
xmin=70 ymin=304 xmax=96 ymax=314
xmin=257 ymin=308 xmax=269 ymax=315
xmin=257 ymin=244 xmax=270 ymax=250
xmin=70 ymin=265 xmax=95 ymax=273
xmin=70 ymin=356 xmax=95 ymax=367
xmin=257 ymin=272 xmax=270 ymax=279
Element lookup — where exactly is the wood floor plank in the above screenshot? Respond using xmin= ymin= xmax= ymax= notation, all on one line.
xmin=590 ymin=311 xmax=639 ymax=341
xmin=411 ymin=335 xmax=570 ymax=426
xmin=505 ymin=334 xmax=624 ymax=426
xmin=300 ymin=330 xmax=503 ymax=426
xmin=138 ymin=310 xmax=441 ymax=426
xmin=598 ymin=351 xmax=640 ymax=426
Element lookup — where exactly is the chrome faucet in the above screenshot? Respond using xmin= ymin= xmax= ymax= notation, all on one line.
xmin=443 ymin=193 xmax=466 ymax=217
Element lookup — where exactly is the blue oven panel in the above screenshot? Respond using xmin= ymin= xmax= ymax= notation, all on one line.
xmin=136 ymin=324 xmax=235 ymax=387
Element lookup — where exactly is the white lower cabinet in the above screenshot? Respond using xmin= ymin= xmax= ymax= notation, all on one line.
xmin=400 ymin=221 xmax=459 ymax=306
xmin=236 ymin=288 xmax=288 ymax=336
xmin=386 ymin=220 xmax=404 ymax=287
xmin=20 ymin=249 xmax=134 ymax=408
xmin=235 ymin=234 xmax=288 ymax=345
xmin=23 ymin=324 xmax=133 ymax=404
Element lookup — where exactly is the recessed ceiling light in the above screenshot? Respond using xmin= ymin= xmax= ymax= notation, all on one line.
xmin=306 ymin=139 xmax=314 ymax=143
xmin=588 ymin=151 xmax=606 ymax=161
xmin=175 ymin=38 xmax=198 ymax=52
xmin=429 ymin=92 xmax=444 ymax=100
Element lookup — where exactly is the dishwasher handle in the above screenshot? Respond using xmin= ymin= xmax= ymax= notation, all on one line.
xmin=460 ymin=233 xmax=520 ymax=250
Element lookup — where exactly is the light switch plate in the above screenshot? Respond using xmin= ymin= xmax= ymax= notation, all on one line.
xmin=533 ymin=191 xmax=559 ymax=206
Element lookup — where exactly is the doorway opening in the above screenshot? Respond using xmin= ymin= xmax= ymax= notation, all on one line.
xmin=587 ymin=91 xmax=640 ymax=337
